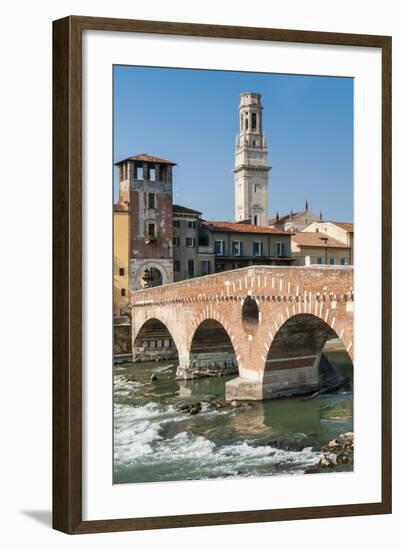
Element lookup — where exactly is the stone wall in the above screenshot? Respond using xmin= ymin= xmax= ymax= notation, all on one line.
xmin=113 ymin=324 xmax=132 ymax=355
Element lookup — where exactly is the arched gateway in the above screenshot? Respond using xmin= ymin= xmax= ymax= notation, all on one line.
xmin=131 ymin=265 xmax=353 ymax=400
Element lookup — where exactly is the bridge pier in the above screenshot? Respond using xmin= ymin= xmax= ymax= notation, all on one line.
xmin=226 ymin=353 xmax=321 ymax=401
xmin=176 ymin=351 xmax=238 ymax=380
xmin=226 ymin=377 xmax=264 ymax=400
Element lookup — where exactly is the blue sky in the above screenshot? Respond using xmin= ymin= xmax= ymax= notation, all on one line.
xmin=114 ymin=66 xmax=353 ymax=222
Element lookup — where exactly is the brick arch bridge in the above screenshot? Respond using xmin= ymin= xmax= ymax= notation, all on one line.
xmin=131 ymin=265 xmax=353 ymax=400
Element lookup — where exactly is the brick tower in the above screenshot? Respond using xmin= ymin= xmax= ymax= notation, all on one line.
xmin=115 ymin=153 xmax=175 ymax=290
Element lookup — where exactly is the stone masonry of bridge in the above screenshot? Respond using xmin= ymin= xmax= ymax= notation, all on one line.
xmin=131 ymin=265 xmax=354 ymax=400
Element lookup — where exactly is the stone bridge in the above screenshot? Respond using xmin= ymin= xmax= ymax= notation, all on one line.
xmin=130 ymin=265 xmax=353 ymax=400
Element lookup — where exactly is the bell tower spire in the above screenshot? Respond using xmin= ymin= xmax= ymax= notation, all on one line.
xmin=234 ymin=92 xmax=271 ymax=225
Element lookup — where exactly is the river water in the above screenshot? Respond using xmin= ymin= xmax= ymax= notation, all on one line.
xmin=113 ymin=351 xmax=353 ymax=484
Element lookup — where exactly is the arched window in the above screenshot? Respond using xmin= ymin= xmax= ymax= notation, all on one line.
xmin=251 ymin=112 xmax=257 ymax=130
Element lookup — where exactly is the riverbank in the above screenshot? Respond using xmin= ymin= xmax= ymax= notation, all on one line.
xmin=305 ymin=431 xmax=354 ymax=473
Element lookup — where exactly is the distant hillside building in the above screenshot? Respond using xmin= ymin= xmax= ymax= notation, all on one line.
xmin=268 ymin=201 xmax=321 ymax=232
xmin=114 ymin=153 xmax=175 ymax=290
xmin=234 ymin=92 xmax=270 ymax=226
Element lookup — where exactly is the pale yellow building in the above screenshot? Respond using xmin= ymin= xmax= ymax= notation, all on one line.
xmin=291 ymin=232 xmax=352 ymax=266
xmin=302 ymin=221 xmax=354 ymax=264
xmin=113 ymin=207 xmax=130 ymax=315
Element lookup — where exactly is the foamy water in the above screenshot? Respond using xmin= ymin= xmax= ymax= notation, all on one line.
xmin=113 ymin=359 xmax=353 ymax=484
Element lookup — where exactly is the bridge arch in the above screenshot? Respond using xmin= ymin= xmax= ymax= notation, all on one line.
xmin=188 ymin=317 xmax=239 ymax=376
xmin=132 ymin=317 xmax=179 ymax=363
xmin=262 ymin=302 xmax=353 ymax=363
xmin=242 ymin=296 xmax=259 ymax=333
xmin=262 ymin=312 xmax=353 ymax=398
xmin=133 ymin=260 xmax=170 ymax=290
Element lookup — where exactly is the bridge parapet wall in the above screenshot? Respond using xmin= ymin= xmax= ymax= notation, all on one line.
xmin=131 ymin=265 xmax=353 ymax=306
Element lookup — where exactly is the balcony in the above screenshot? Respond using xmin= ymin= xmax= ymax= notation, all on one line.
xmin=145 ymin=234 xmax=159 ymax=244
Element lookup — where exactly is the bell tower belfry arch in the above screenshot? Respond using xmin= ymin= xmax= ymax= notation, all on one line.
xmin=234 ymin=92 xmax=271 ymax=225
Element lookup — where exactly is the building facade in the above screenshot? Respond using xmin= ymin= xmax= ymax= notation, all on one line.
xmin=302 ymin=220 xmax=354 ymax=264
xmin=234 ymin=92 xmax=270 ymax=226
xmin=291 ymin=232 xmax=352 ymax=266
xmin=201 ymin=221 xmax=294 ymax=272
xmin=115 ymin=153 xmax=175 ymax=290
xmin=172 ymin=204 xmax=215 ymax=281
xmin=113 ymin=206 xmax=130 ymax=315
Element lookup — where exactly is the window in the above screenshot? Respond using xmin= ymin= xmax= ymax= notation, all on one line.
xmin=136 ymin=165 xmax=143 ymax=180
xmin=251 ymin=112 xmax=257 ymax=130
xmin=173 ymin=220 xmax=180 ymax=228
xmin=173 ymin=260 xmax=180 ymax=272
xmin=148 ymin=223 xmax=155 ymax=237
xmin=148 ymin=192 xmax=155 ymax=209
xmin=188 ymin=220 xmax=196 ymax=229
xmin=160 ymin=165 xmax=167 ymax=182
xmin=119 ymin=267 xmax=125 ymax=276
xmin=245 ymin=118 xmax=248 ymax=130
xmin=340 ymin=257 xmax=346 ymax=265
xmin=188 ymin=259 xmax=194 ymax=277
xmin=329 ymin=257 xmax=335 ymax=265
xmin=186 ymin=237 xmax=196 ymax=247
xmin=214 ymin=240 xmax=225 ymax=256
xmin=232 ymin=241 xmax=242 ymax=256
xmin=201 ymin=260 xmax=210 ymax=275
xmin=317 ymin=257 xmax=323 ymax=264
xmin=315 ymin=228 xmax=320 ymax=232
xmin=254 ymin=215 xmax=259 ymax=225
xmin=121 ymin=288 xmax=126 ymax=297
xmin=253 ymin=242 xmax=263 ymax=256
xmin=149 ymin=167 xmax=156 ymax=181
xmin=199 ymin=233 xmax=209 ymax=246
xmin=276 ymin=242 xmax=284 ymax=257
xmin=173 ymin=236 xmax=180 ymax=246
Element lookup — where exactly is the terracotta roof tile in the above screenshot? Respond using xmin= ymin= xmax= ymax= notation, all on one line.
xmin=330 ymin=221 xmax=354 ymax=233
xmin=292 ymin=232 xmax=351 ymax=249
xmin=202 ymin=220 xmax=292 ymax=235
xmin=115 ymin=153 xmax=176 ymax=165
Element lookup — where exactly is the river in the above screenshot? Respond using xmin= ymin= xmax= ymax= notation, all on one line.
xmin=113 ymin=351 xmax=353 ymax=484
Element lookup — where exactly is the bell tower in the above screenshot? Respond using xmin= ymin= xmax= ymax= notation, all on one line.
xmin=234 ymin=92 xmax=270 ymax=225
